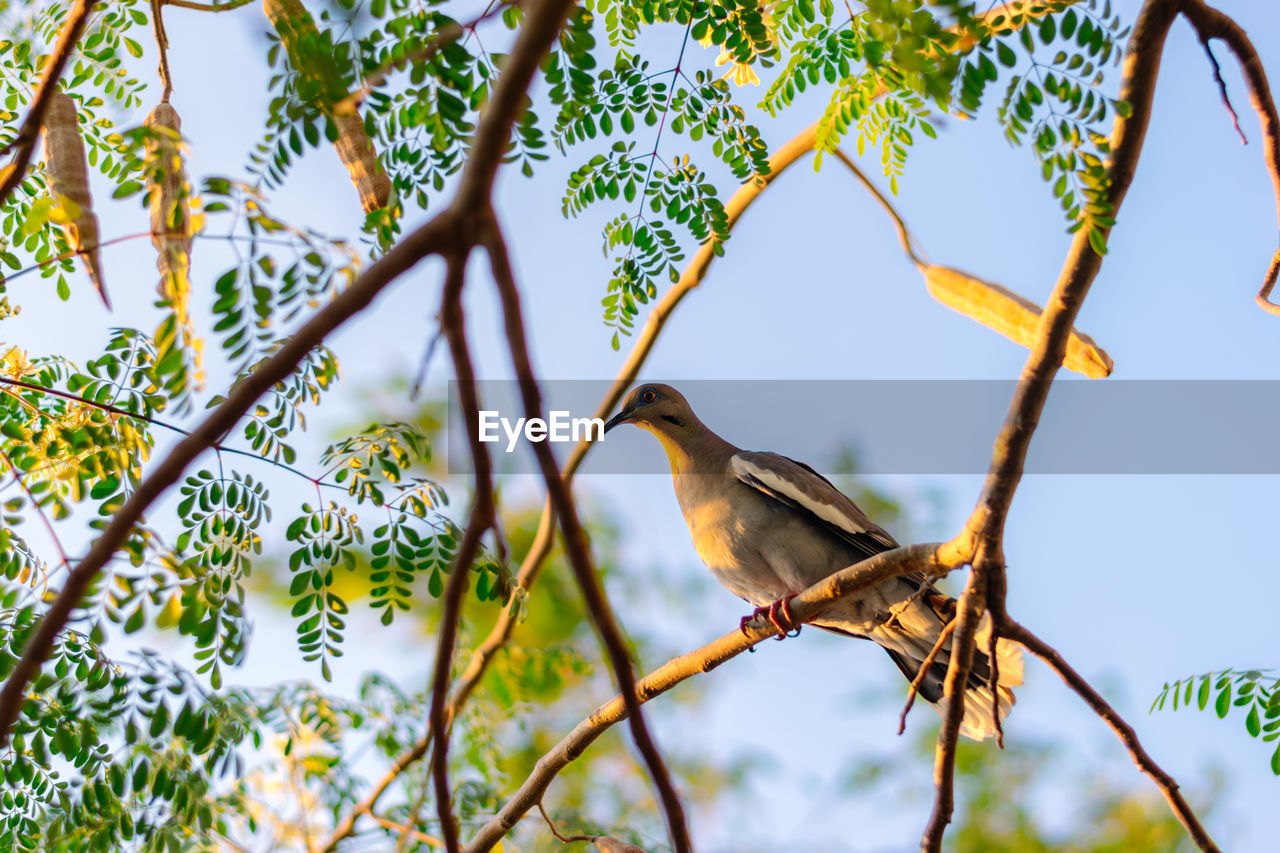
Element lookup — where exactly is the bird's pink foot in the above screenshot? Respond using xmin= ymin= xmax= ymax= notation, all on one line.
xmin=740 ymin=594 xmax=799 ymax=640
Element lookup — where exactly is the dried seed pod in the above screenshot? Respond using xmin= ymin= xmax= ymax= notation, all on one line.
xmin=42 ymin=89 xmax=108 ymax=308
xmin=144 ymin=100 xmax=203 ymax=390
xmin=263 ymin=0 xmax=391 ymax=214
xmin=922 ymin=264 xmax=1114 ymax=378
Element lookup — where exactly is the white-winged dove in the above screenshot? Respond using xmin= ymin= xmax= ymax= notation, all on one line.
xmin=605 ymin=384 xmax=1022 ymax=740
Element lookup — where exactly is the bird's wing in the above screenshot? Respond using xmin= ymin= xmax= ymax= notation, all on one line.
xmin=729 ymin=451 xmax=901 ymax=561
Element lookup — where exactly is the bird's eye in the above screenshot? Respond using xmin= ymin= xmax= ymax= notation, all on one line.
xmin=641 ymin=389 xmax=657 ymax=403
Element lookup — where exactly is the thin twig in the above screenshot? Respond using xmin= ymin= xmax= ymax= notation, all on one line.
xmin=163 ymin=0 xmax=254 ymax=11
xmin=481 ymin=216 xmax=692 ymax=853
xmin=0 ymin=0 xmax=98 ymax=205
xmin=897 ymin=616 xmax=955 ymax=735
xmin=1195 ymin=34 xmax=1246 ymax=143
xmin=151 ymin=0 xmax=174 ymax=101
xmin=537 ymin=802 xmax=596 ymax=844
xmin=1000 ymin=617 xmax=1221 ymax=853
xmin=831 ymin=147 xmax=926 ymax=265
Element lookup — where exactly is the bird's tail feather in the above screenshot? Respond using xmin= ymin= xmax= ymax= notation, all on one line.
xmin=885 ymin=611 xmax=1023 ymax=741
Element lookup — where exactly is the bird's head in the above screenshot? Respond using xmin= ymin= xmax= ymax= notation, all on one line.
xmin=604 ymin=383 xmax=697 ymax=438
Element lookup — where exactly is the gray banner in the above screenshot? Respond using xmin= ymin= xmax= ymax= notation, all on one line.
xmin=446 ymin=380 xmax=1280 ymax=475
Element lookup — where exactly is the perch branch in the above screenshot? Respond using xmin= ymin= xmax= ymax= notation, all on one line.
xmin=462 ymin=544 xmax=951 ymax=853
xmin=999 ymin=618 xmax=1221 ymax=853
xmin=0 ymin=0 xmax=98 ymax=205
xmin=481 ymin=216 xmax=692 ymax=853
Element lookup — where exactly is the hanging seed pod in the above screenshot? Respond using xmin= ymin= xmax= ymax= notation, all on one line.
xmin=263 ymin=0 xmax=391 ymax=214
xmin=922 ymin=264 xmax=1114 ymax=378
xmin=42 ymin=89 xmax=108 ymax=308
xmin=144 ymin=100 xmax=203 ymax=391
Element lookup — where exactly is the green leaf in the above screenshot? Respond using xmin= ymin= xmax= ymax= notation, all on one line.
xmin=1216 ymin=686 xmax=1232 ymax=719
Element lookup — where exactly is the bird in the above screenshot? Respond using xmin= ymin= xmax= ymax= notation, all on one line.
xmin=603 ymin=383 xmax=1022 ymax=740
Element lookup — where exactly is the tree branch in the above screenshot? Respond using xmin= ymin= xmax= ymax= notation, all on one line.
xmin=0 ymin=0 xmax=579 ymax=750
xmin=918 ymin=2 xmax=1218 ymax=849
xmin=1176 ymin=0 xmax=1280 ymax=315
xmin=315 ymin=7 xmax=1070 ymax=847
xmin=480 ymin=216 xmax=692 ymax=853
xmin=462 ymin=544 xmax=950 ymax=853
xmin=999 ymin=618 xmax=1221 ymax=853
xmin=0 ymin=0 xmax=98 ymax=206
xmin=428 ymin=251 xmax=496 ymax=853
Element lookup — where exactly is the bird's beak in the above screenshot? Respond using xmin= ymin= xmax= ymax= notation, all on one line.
xmin=603 ymin=410 xmax=632 ymax=434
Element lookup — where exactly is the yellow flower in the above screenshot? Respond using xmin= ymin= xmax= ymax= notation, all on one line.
xmin=714 ymin=50 xmax=761 ymax=86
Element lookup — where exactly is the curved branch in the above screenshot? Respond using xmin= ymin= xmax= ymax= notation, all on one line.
xmin=462 ymin=544 xmax=950 ymax=853
xmin=1176 ymin=0 xmax=1280 ymax=315
xmin=0 ymin=0 xmax=98 ymax=206
xmin=999 ymin=618 xmax=1221 ymax=853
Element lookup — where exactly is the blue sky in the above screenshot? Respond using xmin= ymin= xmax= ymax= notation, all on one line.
xmin=4 ymin=0 xmax=1279 ymax=849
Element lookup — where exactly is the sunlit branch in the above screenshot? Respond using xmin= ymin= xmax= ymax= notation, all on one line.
xmin=462 ymin=544 xmax=950 ymax=853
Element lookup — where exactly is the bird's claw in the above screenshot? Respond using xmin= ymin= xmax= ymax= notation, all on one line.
xmin=739 ymin=594 xmax=800 ymax=640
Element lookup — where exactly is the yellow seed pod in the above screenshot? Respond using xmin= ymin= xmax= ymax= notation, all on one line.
xmin=144 ymin=100 xmax=203 ymax=389
xmin=922 ymin=264 xmax=1114 ymax=378
xmin=42 ymin=89 xmax=108 ymax=308
xmin=263 ymin=0 xmax=391 ymax=214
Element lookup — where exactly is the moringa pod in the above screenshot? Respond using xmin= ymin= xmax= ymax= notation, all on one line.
xmin=42 ymin=89 xmax=108 ymax=308
xmin=263 ymin=0 xmax=391 ymax=214
xmin=922 ymin=264 xmax=1114 ymax=378
xmin=144 ymin=100 xmax=203 ymax=390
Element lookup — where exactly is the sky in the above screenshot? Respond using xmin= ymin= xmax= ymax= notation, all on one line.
xmin=3 ymin=0 xmax=1279 ymax=850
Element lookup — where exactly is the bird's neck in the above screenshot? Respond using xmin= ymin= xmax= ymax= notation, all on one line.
xmin=650 ymin=423 xmax=736 ymax=477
